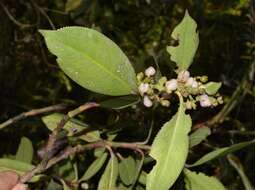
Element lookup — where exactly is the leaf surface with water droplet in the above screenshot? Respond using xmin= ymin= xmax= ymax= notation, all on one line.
xmin=40 ymin=27 xmax=138 ymax=96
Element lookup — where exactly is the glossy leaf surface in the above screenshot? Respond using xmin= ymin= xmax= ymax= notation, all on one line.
xmin=40 ymin=27 xmax=138 ymax=96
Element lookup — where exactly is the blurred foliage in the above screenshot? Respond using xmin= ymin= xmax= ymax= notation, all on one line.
xmin=0 ymin=0 xmax=255 ymax=189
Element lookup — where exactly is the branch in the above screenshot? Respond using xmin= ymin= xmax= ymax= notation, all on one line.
xmin=20 ymin=140 xmax=150 ymax=183
xmin=21 ymin=102 xmax=100 ymax=183
xmin=0 ymin=104 xmax=67 ymax=130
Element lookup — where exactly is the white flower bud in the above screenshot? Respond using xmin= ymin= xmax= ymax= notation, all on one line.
xmin=199 ymin=94 xmax=211 ymax=107
xmin=143 ymin=96 xmax=153 ymax=107
xmin=177 ymin=70 xmax=190 ymax=82
xmin=186 ymin=77 xmax=198 ymax=88
xmin=166 ymin=79 xmax=178 ymax=92
xmin=138 ymin=83 xmax=149 ymax=95
xmin=145 ymin=66 xmax=156 ymax=77
xmin=185 ymin=101 xmax=192 ymax=110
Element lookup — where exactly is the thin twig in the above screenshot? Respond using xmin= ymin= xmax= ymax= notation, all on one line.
xmin=0 ymin=104 xmax=67 ymax=130
xmin=20 ymin=140 xmax=150 ymax=183
xmin=30 ymin=0 xmax=56 ymax=29
xmin=206 ymin=62 xmax=255 ymax=127
xmin=0 ymin=2 xmax=34 ymax=28
xmin=20 ymin=103 xmax=100 ymax=183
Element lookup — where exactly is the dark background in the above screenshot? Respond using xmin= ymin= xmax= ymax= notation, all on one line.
xmin=0 ymin=0 xmax=255 ymax=189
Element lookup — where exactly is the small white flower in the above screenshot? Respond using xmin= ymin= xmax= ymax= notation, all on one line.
xmin=186 ymin=77 xmax=198 ymax=88
xmin=177 ymin=70 xmax=190 ymax=82
xmin=199 ymin=94 xmax=211 ymax=107
xmin=143 ymin=96 xmax=153 ymax=107
xmin=145 ymin=66 xmax=156 ymax=77
xmin=166 ymin=79 xmax=178 ymax=92
xmin=138 ymin=83 xmax=149 ymax=95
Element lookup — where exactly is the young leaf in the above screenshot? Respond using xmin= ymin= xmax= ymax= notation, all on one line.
xmin=146 ymin=98 xmax=192 ymax=190
xmin=80 ymin=153 xmax=108 ymax=181
xmin=40 ymin=27 xmax=138 ymax=96
xmin=189 ymin=127 xmax=211 ymax=148
xmin=204 ymin=82 xmax=222 ymax=95
xmin=188 ymin=140 xmax=255 ymax=167
xmin=184 ymin=169 xmax=225 ymax=190
xmin=167 ymin=11 xmax=199 ymax=71
xmin=119 ymin=156 xmax=137 ymax=186
xmin=98 ymin=155 xmax=118 ymax=190
xmin=15 ymin=137 xmax=34 ymax=164
xmin=42 ymin=113 xmax=100 ymax=142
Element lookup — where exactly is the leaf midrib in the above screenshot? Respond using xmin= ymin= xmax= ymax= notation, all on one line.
xmin=54 ymin=36 xmax=134 ymax=93
xmin=153 ymin=103 xmax=186 ymax=188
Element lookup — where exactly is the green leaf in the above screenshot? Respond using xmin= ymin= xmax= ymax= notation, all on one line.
xmin=80 ymin=153 xmax=108 ymax=181
xmin=204 ymin=82 xmax=222 ymax=95
xmin=0 ymin=158 xmax=41 ymax=182
xmin=119 ymin=156 xmax=137 ymax=186
xmin=98 ymin=155 xmax=119 ymax=190
xmin=117 ymin=183 xmax=133 ymax=190
xmin=101 ymin=96 xmax=140 ymax=110
xmin=42 ymin=113 xmax=100 ymax=142
xmin=167 ymin=10 xmax=199 ymax=71
xmin=47 ymin=180 xmax=63 ymax=190
xmin=65 ymin=0 xmax=83 ymax=12
xmin=60 ymin=179 xmax=72 ymax=190
xmin=184 ymin=169 xmax=225 ymax=190
xmin=146 ymin=98 xmax=192 ymax=190
xmin=15 ymin=137 xmax=34 ymax=164
xmin=189 ymin=127 xmax=211 ymax=148
xmin=55 ymin=159 xmax=76 ymax=181
xmin=40 ymin=27 xmax=138 ymax=96
xmin=138 ymin=171 xmax=147 ymax=185
xmin=188 ymin=140 xmax=255 ymax=167
xmin=94 ymin=148 xmax=106 ymax=157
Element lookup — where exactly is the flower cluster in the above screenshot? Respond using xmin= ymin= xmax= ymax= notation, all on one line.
xmin=137 ymin=66 xmax=223 ymax=109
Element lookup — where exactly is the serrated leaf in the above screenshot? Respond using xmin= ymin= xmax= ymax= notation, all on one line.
xmin=188 ymin=140 xmax=255 ymax=167
xmin=204 ymin=82 xmax=222 ymax=95
xmin=98 ymin=155 xmax=118 ymax=190
xmin=65 ymin=0 xmax=83 ymax=12
xmin=80 ymin=153 xmax=108 ymax=181
xmin=15 ymin=137 xmax=34 ymax=164
xmin=40 ymin=27 xmax=138 ymax=96
xmin=189 ymin=127 xmax=211 ymax=148
xmin=146 ymin=98 xmax=192 ymax=190
xmin=101 ymin=96 xmax=140 ymax=110
xmin=184 ymin=169 xmax=225 ymax=190
xmin=167 ymin=11 xmax=199 ymax=71
xmin=0 ymin=158 xmax=41 ymax=182
xmin=119 ymin=156 xmax=137 ymax=186
xmin=42 ymin=113 xmax=100 ymax=142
